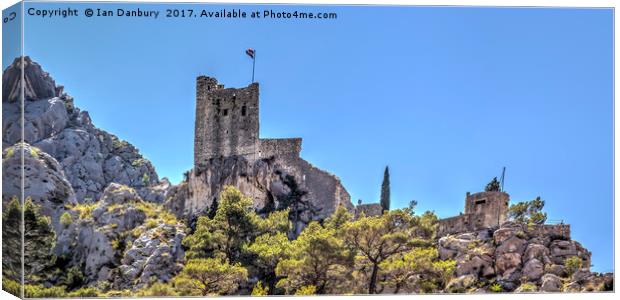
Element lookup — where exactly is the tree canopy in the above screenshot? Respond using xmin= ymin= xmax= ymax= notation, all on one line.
xmin=507 ymin=197 xmax=547 ymax=225
xmin=485 ymin=177 xmax=501 ymax=192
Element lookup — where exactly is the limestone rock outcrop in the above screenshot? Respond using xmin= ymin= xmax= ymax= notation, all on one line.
xmin=2 ymin=56 xmax=187 ymax=290
xmin=165 ymin=155 xmax=353 ymax=234
xmin=56 ymin=183 xmax=186 ymax=288
xmin=2 ymin=142 xmax=76 ymax=232
xmin=115 ymin=223 xmax=185 ymax=290
xmin=2 ymin=56 xmax=57 ymax=103
xmin=2 ymin=57 xmax=160 ymax=202
xmin=438 ymin=222 xmax=611 ymax=292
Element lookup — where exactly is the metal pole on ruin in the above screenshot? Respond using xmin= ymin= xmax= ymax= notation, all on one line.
xmin=252 ymin=50 xmax=256 ymax=83
xmin=246 ymin=48 xmax=256 ymax=83
xmin=500 ymin=166 xmax=506 ymax=192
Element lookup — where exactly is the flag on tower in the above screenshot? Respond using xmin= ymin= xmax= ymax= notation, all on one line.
xmin=246 ymin=48 xmax=255 ymax=59
xmin=246 ymin=48 xmax=256 ymax=83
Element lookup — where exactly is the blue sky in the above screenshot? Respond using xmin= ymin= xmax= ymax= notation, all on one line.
xmin=8 ymin=3 xmax=613 ymax=271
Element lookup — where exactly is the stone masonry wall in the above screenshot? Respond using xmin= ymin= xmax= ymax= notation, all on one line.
xmin=259 ymin=138 xmax=302 ymax=160
xmin=354 ymin=203 xmax=383 ymax=218
xmin=194 ymin=76 xmax=260 ymax=172
xmin=437 ymin=191 xmax=510 ymax=237
xmin=464 ymin=191 xmax=509 ymax=229
xmin=437 ymin=214 xmax=484 ymax=237
xmin=525 ymin=224 xmax=571 ymax=240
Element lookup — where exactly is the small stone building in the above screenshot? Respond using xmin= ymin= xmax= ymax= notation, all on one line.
xmin=437 ymin=191 xmax=509 ymax=236
xmin=437 ymin=191 xmax=571 ymax=239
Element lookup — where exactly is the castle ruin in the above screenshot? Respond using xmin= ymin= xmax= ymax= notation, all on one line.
xmin=190 ymin=75 xmax=360 ymax=230
xmin=437 ymin=191 xmax=570 ymax=239
xmin=194 ymin=76 xmax=302 ymax=173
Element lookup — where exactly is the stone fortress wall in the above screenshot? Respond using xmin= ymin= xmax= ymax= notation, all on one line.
xmin=437 ymin=191 xmax=571 ymax=239
xmin=525 ymin=223 xmax=571 ymax=240
xmin=355 ymin=203 xmax=383 ymax=218
xmin=259 ymin=138 xmax=302 ymax=160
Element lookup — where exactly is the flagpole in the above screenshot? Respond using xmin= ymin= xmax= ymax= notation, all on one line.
xmin=252 ymin=50 xmax=256 ymax=83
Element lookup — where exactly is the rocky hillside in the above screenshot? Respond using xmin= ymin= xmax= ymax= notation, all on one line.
xmin=2 ymin=57 xmax=185 ymax=290
xmin=1 ymin=56 xmax=354 ymax=292
xmin=2 ymin=56 xmax=160 ymax=203
xmin=1 ymin=57 xmax=612 ymax=296
xmin=166 ymin=155 xmax=353 ymax=235
xmin=439 ymin=222 xmax=613 ymax=293
xmin=56 ymin=183 xmax=186 ymax=290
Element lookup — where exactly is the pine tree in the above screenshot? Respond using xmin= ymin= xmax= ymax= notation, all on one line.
xmin=2 ymin=197 xmax=22 ymax=282
xmin=2 ymin=197 xmax=57 ymax=284
xmin=173 ymin=258 xmax=247 ymax=296
xmin=380 ymin=166 xmax=390 ymax=212
xmin=23 ymin=198 xmax=56 ymax=283
xmin=485 ymin=177 xmax=501 ymax=192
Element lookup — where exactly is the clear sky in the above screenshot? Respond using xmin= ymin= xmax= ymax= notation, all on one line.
xmin=8 ymin=3 xmax=613 ymax=272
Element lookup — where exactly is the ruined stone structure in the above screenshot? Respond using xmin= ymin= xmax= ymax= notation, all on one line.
xmin=355 ymin=203 xmax=383 ymax=218
xmin=437 ymin=191 xmax=571 ymax=239
xmin=187 ymin=75 xmax=356 ymax=233
xmin=194 ymin=76 xmax=301 ymax=173
xmin=437 ymin=191 xmax=510 ymax=236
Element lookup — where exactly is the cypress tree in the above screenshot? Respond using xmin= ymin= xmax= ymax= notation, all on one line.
xmin=380 ymin=166 xmax=390 ymax=212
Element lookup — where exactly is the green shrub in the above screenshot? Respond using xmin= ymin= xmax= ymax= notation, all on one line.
xmin=111 ymin=238 xmax=121 ymax=250
xmin=2 ymin=278 xmax=21 ymax=297
xmin=71 ymin=202 xmax=98 ymax=220
xmin=29 ymin=147 xmax=40 ymax=158
xmin=132 ymin=158 xmax=146 ymax=167
xmin=67 ymin=287 xmax=100 ymax=297
xmin=142 ymin=173 xmax=150 ymax=185
xmin=5 ymin=147 xmax=14 ymax=159
xmin=489 ymin=283 xmax=503 ymax=293
xmin=136 ymin=202 xmax=178 ymax=225
xmin=64 ymin=267 xmax=85 ymax=289
xmin=294 ymin=285 xmax=317 ymax=295
xmin=24 ymin=284 xmax=67 ymax=298
xmin=112 ymin=139 xmax=128 ymax=149
xmin=60 ymin=212 xmax=73 ymax=227
xmin=517 ymin=283 xmax=537 ymax=292
xmin=106 ymin=203 xmax=123 ymax=213
xmin=251 ymin=281 xmax=269 ymax=296
xmin=135 ymin=282 xmax=177 ymax=296
xmin=145 ymin=218 xmax=159 ymax=229
xmin=132 ymin=226 xmax=145 ymax=238
xmin=102 ymin=289 xmax=133 ymax=297
xmin=466 ymin=241 xmax=477 ymax=249
xmin=564 ymin=256 xmax=582 ymax=277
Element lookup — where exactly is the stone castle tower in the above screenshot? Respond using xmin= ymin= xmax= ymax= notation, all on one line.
xmin=194 ymin=76 xmax=302 ymax=173
xmin=194 ymin=76 xmax=260 ymax=171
